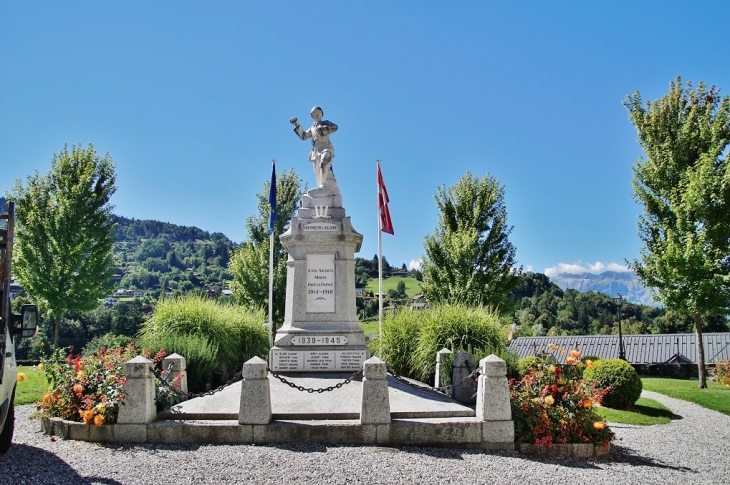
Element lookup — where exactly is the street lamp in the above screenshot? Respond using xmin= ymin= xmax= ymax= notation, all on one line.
xmin=613 ymin=293 xmax=625 ymax=360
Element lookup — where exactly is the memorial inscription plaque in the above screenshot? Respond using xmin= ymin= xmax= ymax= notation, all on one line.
xmin=306 ymin=254 xmax=335 ymax=313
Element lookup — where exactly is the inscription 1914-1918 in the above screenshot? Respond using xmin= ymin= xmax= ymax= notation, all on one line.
xmin=306 ymin=254 xmax=335 ymax=313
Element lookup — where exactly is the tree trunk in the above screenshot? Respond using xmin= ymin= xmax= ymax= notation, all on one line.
xmin=694 ymin=313 xmax=707 ymax=389
xmin=53 ymin=315 xmax=61 ymax=350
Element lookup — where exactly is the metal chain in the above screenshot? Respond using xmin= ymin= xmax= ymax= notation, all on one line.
xmin=268 ymin=367 xmax=363 ymax=393
xmin=151 ymin=365 xmax=244 ymax=400
xmin=385 ymin=365 xmax=481 ymax=394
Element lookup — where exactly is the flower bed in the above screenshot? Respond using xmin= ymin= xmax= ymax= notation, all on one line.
xmin=33 ymin=344 xmax=170 ymax=425
xmin=510 ymin=347 xmax=614 ymax=450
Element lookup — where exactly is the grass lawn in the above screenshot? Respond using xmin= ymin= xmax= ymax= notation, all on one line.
xmin=365 ymin=276 xmax=422 ymax=297
xmin=641 ymin=377 xmax=730 ymax=416
xmin=359 ymin=321 xmax=380 ymax=338
xmin=15 ymin=365 xmax=47 ymax=405
xmin=595 ymin=397 xmax=673 ymax=426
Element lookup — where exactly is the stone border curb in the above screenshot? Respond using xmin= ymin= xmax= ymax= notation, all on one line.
xmin=518 ymin=442 xmax=611 ymax=459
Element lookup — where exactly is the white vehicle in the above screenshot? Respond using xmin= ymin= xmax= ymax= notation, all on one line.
xmin=1 ymin=202 xmax=38 ymax=453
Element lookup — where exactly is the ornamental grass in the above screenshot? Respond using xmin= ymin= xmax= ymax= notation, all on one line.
xmin=510 ymin=348 xmax=614 ymax=447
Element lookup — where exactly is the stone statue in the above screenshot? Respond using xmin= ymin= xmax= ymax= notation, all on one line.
xmin=290 ymin=106 xmax=339 ymax=192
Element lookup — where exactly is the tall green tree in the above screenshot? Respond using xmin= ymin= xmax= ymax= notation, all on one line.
xmin=8 ymin=144 xmax=117 ymax=349
xmin=421 ymin=171 xmax=521 ymax=310
xmin=228 ymin=168 xmax=303 ymax=325
xmin=624 ymin=78 xmax=730 ymax=388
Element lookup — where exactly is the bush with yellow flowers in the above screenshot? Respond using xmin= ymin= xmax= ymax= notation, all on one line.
xmin=510 ymin=348 xmax=614 ymax=447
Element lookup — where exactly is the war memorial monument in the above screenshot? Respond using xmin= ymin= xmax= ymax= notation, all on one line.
xmin=269 ymin=106 xmax=368 ymax=372
xmin=40 ymin=107 xmax=518 ymax=452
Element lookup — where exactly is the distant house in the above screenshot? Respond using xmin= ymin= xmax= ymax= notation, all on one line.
xmin=221 ymin=289 xmax=233 ymax=297
xmin=410 ymin=294 xmax=429 ymax=310
xmin=508 ymin=333 xmax=730 ymax=365
xmin=355 ymin=283 xmax=365 ymax=297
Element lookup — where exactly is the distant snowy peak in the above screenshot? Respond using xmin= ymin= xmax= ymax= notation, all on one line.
xmin=549 ymin=271 xmax=658 ymax=306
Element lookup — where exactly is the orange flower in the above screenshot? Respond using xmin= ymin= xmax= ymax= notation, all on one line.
xmin=81 ymin=410 xmax=95 ymax=424
xmin=93 ymin=414 xmax=105 ymax=426
xmin=570 ymin=350 xmax=581 ymax=358
xmin=580 ymin=398 xmax=593 ymax=408
xmin=17 ymin=373 xmax=26 ymax=382
xmin=42 ymin=392 xmax=54 ymax=405
xmin=37 ymin=363 xmax=46 ymax=372
xmin=566 ymin=356 xmax=577 ymax=365
xmin=544 ymin=395 xmax=555 ymax=406
xmin=593 ymin=421 xmax=606 ymax=430
xmin=559 ymin=349 xmax=566 ymax=356
xmin=586 ymin=359 xmax=594 ymax=370
xmin=73 ymin=384 xmax=84 ymax=394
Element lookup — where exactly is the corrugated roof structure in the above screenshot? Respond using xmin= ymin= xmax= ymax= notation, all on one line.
xmin=508 ymin=333 xmax=730 ymax=365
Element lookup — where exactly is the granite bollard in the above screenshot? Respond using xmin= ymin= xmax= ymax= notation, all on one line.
xmin=117 ymin=356 xmax=157 ymax=424
xmin=452 ymin=350 xmax=477 ymax=404
xmin=162 ymin=352 xmax=188 ymax=395
xmin=239 ymin=357 xmax=272 ymax=425
xmin=360 ymin=356 xmax=390 ymax=425
xmin=475 ymin=354 xmax=515 ymax=447
xmin=434 ymin=348 xmax=452 ymax=389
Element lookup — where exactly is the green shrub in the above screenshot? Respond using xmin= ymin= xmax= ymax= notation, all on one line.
xmin=82 ymin=333 xmax=136 ymax=357
xmin=372 ymin=303 xmax=507 ymax=382
xmin=139 ymin=333 xmax=219 ymax=393
xmin=138 ymin=295 xmax=268 ymax=380
xmin=518 ymin=356 xmax=544 ymax=376
xmin=583 ymin=358 xmax=642 ymax=409
xmin=715 ymin=360 xmax=730 ymax=386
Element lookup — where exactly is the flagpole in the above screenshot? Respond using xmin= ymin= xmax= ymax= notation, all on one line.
xmin=268 ymin=159 xmax=276 ymax=348
xmin=377 ymin=160 xmax=383 ymax=356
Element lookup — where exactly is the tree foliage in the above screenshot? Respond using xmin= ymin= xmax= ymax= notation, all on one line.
xmin=624 ymin=77 xmax=730 ymax=387
xmin=8 ymin=144 xmax=117 ymax=348
xmin=228 ymin=168 xmax=303 ymax=325
xmin=421 ymin=171 xmax=521 ymax=310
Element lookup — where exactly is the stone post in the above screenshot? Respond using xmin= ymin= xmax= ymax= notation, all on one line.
xmin=360 ymin=356 xmax=390 ymax=425
xmin=434 ymin=348 xmax=452 ymax=389
xmin=162 ymin=353 xmax=188 ymax=395
xmin=452 ymin=350 xmax=478 ymax=404
xmin=117 ymin=356 xmax=157 ymax=424
xmin=239 ymin=357 xmax=272 ymax=425
xmin=476 ymin=354 xmax=514 ymax=448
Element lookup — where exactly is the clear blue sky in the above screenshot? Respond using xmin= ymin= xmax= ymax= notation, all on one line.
xmin=2 ymin=2 xmax=728 ymax=277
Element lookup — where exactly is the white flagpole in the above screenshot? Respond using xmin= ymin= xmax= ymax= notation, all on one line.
xmin=269 ymin=229 xmax=274 ymax=348
xmin=268 ymin=159 xmax=275 ymax=348
xmin=377 ymin=160 xmax=384 ymax=356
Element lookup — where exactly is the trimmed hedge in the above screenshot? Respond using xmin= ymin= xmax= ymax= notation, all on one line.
xmin=584 ymin=358 xmax=642 ymax=409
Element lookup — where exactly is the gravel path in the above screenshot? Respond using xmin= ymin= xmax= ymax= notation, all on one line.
xmin=1 ymin=390 xmax=728 ymax=484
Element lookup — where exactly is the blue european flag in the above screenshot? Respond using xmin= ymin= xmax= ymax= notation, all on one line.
xmin=268 ymin=162 xmax=277 ymax=235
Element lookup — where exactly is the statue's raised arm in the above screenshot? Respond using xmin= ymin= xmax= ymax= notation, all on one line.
xmin=290 ymin=106 xmax=339 ymax=192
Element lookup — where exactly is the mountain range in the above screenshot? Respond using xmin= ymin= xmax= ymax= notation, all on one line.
xmin=549 ymin=271 xmax=659 ymax=306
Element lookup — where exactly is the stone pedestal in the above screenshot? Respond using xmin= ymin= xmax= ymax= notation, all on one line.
xmin=269 ymin=186 xmax=369 ymax=372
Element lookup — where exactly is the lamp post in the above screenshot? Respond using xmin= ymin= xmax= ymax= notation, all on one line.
xmin=613 ymin=293 xmax=625 ymax=360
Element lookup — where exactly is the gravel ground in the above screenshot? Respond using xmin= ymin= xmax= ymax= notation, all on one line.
xmin=1 ymin=390 xmax=728 ymax=485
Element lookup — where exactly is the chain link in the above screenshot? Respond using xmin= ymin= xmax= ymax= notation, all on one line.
xmin=386 ymin=365 xmax=481 ymax=394
xmin=151 ymin=359 xmax=479 ymax=400
xmin=268 ymin=367 xmax=363 ymax=393
xmin=151 ymin=366 xmax=244 ymax=400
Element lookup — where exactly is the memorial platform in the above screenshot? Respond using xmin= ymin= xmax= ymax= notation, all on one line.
xmin=159 ymin=373 xmax=475 ymax=421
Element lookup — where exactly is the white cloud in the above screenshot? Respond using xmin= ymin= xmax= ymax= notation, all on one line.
xmin=543 ymin=261 xmax=631 ymax=278
xmin=409 ymin=259 xmax=422 ymax=271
